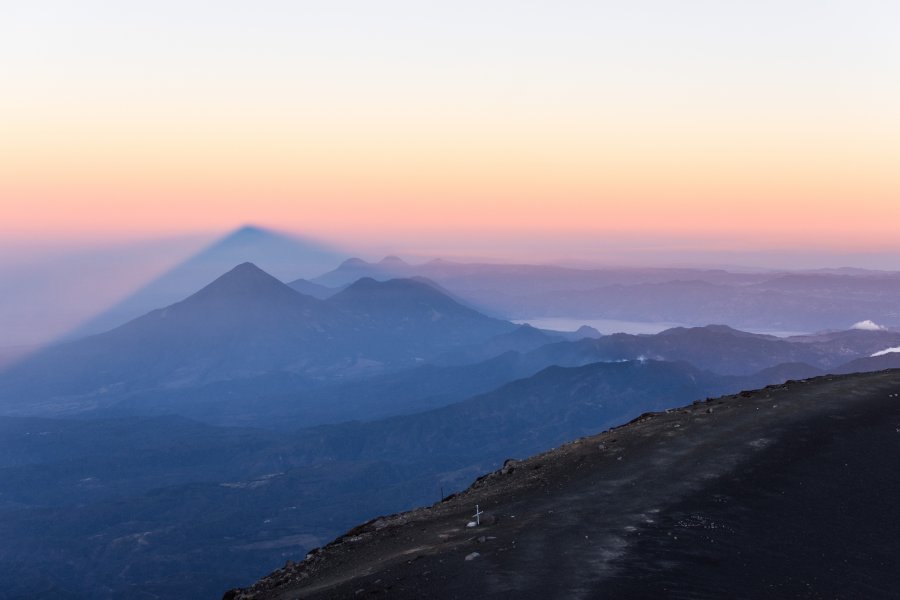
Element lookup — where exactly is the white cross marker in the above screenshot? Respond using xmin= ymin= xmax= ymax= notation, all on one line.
xmin=473 ymin=504 xmax=484 ymax=526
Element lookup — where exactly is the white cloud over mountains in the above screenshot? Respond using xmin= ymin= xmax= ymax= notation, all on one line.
xmin=851 ymin=320 xmax=886 ymax=331
xmin=871 ymin=346 xmax=900 ymax=357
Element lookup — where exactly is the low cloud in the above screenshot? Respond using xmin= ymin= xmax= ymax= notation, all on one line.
xmin=871 ymin=346 xmax=900 ymax=357
xmin=851 ymin=320 xmax=886 ymax=331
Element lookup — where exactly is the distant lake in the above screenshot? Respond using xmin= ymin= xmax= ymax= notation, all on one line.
xmin=514 ymin=317 xmax=808 ymax=338
xmin=514 ymin=317 xmax=686 ymax=335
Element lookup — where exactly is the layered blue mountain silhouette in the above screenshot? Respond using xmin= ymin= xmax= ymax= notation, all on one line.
xmin=310 ymin=256 xmax=900 ymax=332
xmin=0 ymin=263 xmax=516 ymax=414
xmin=3 ymin=255 xmax=900 ymax=424
xmin=66 ymin=225 xmax=346 ymax=338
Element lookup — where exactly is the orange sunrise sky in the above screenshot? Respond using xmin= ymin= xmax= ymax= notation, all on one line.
xmin=2 ymin=1 xmax=899 ymax=257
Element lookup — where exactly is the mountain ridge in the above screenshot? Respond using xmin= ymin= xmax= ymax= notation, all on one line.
xmin=227 ymin=368 xmax=900 ymax=599
xmin=0 ymin=265 xmax=518 ymax=414
xmin=308 ymin=257 xmax=900 ymax=332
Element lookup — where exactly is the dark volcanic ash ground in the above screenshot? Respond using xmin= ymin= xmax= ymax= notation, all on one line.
xmin=228 ymin=370 xmax=900 ymax=600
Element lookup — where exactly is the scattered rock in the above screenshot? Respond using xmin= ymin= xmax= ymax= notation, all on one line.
xmin=465 ymin=552 xmax=480 ymax=561
xmin=304 ymin=548 xmax=321 ymax=560
xmin=501 ymin=459 xmax=519 ymax=475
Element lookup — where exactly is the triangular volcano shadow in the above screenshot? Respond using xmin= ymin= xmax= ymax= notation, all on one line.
xmin=62 ymin=225 xmax=347 ymax=340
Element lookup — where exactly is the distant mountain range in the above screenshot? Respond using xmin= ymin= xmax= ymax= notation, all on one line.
xmin=520 ymin=324 xmax=900 ymax=376
xmin=0 ymin=263 xmax=515 ymax=415
xmin=310 ymin=256 xmax=900 ymax=332
xmin=4 ymin=259 xmax=900 ymax=426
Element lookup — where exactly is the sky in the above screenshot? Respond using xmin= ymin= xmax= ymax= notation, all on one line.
xmin=2 ymin=0 xmax=898 ymax=257
xmin=2 ymin=1 xmax=900 ymax=346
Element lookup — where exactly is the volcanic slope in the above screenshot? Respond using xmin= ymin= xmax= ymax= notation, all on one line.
xmin=229 ymin=369 xmax=900 ymax=600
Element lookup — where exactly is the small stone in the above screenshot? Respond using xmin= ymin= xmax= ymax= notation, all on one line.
xmin=706 ymin=407 xmax=714 ymax=414
xmin=465 ymin=552 xmax=481 ymax=561
xmin=501 ymin=458 xmax=519 ymax=475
